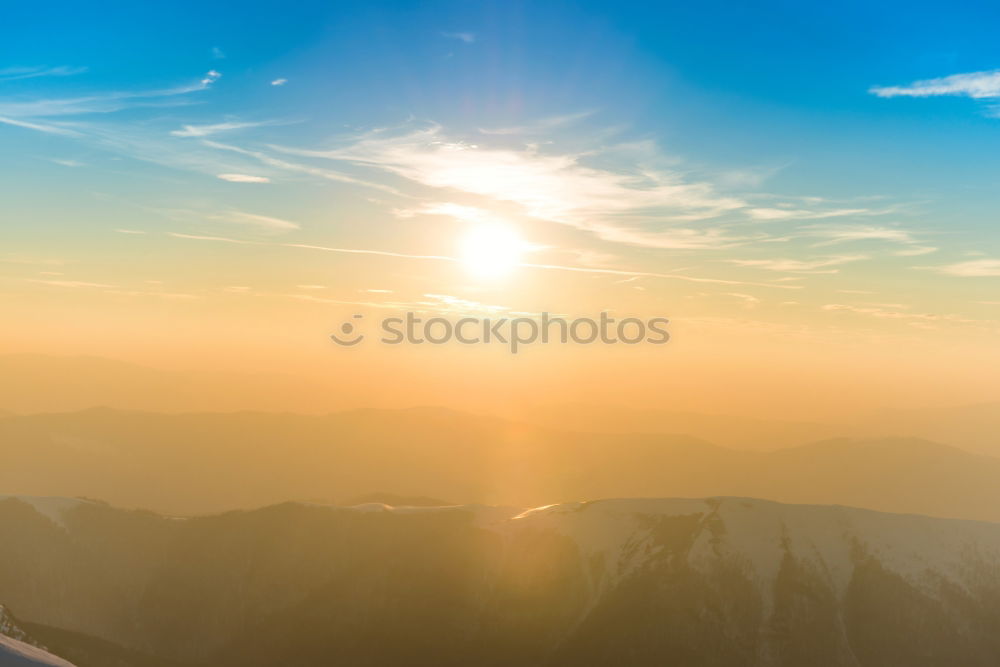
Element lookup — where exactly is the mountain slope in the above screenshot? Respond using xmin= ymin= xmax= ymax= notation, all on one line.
xmin=4 ymin=496 xmax=1000 ymax=665
xmin=0 ymin=636 xmax=77 ymax=667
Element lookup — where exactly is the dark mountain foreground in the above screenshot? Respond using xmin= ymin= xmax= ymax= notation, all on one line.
xmin=4 ymin=495 xmax=1000 ymax=666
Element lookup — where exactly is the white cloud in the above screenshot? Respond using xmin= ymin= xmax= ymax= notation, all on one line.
xmin=217 ymin=173 xmax=270 ymax=183
xmin=270 ymin=78 xmax=288 ymax=86
xmin=271 ymin=125 xmax=749 ymax=249
xmin=871 ymin=70 xmax=1000 ymax=99
xmin=926 ymin=259 xmax=1000 ymax=277
xmin=212 ymin=47 xmax=226 ymax=59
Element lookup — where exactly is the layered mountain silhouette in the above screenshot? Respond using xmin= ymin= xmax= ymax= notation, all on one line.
xmin=3 ymin=354 xmax=999 ymax=455
xmin=2 ymin=407 xmax=1000 ymax=520
xmin=4 ymin=495 xmax=1000 ymax=666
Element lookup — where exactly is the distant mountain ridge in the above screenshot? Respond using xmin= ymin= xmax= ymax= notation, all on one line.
xmin=2 ymin=408 xmax=1000 ymax=521
xmin=3 ymin=353 xmax=999 ymax=454
xmin=4 ymin=495 xmax=1000 ymax=666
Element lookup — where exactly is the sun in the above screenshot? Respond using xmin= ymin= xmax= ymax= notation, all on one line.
xmin=458 ymin=224 xmax=526 ymax=278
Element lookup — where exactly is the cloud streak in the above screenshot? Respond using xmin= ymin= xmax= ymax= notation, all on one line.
xmin=0 ymin=70 xmax=222 ymax=118
xmin=171 ymin=121 xmax=275 ymax=138
xmin=217 ymin=173 xmax=270 ymax=183
xmin=0 ymin=66 xmax=87 ymax=82
xmin=211 ymin=210 xmax=300 ymax=231
xmin=926 ymin=259 xmax=1000 ymax=277
xmin=0 ymin=116 xmax=80 ymax=136
xmin=871 ymin=70 xmax=1000 ymax=99
xmin=729 ymin=255 xmax=867 ymax=274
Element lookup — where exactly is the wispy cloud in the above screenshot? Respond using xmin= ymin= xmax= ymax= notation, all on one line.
xmin=804 ymin=224 xmax=917 ymax=246
xmin=171 ymin=120 xmax=275 ymax=138
xmin=270 ymin=124 xmax=749 ymax=249
xmin=210 ymin=210 xmax=300 ymax=231
xmin=0 ymin=116 xmax=81 ymax=136
xmin=893 ymin=245 xmax=937 ymax=257
xmin=442 ymin=31 xmax=476 ymax=44
xmin=0 ymin=70 xmax=221 ymax=119
xmin=822 ymin=303 xmax=985 ymax=327
xmin=204 ymin=139 xmax=406 ymax=195
xmin=167 ymin=232 xmax=258 ymax=245
xmin=477 ymin=111 xmax=594 ymax=136
xmin=217 ymin=173 xmax=271 ymax=183
xmin=0 ymin=65 xmax=87 ymax=82
xmin=729 ymin=255 xmax=867 ymax=274
xmin=747 ymin=207 xmax=884 ymax=221
xmin=26 ymin=279 xmax=112 ymax=288
xmin=871 ymin=69 xmax=1000 ymax=99
xmin=165 ymin=229 xmax=801 ymax=290
xmin=925 ymin=258 xmax=1000 ymax=277
xmin=270 ymin=78 xmax=288 ymax=86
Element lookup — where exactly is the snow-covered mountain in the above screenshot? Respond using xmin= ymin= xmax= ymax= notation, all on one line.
xmin=4 ymin=494 xmax=1000 ymax=665
xmin=0 ymin=606 xmax=76 ymax=667
xmin=0 ymin=605 xmax=38 ymax=647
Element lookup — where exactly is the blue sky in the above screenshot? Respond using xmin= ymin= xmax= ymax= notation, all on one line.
xmin=3 ymin=0 xmax=1000 ymax=363
xmin=4 ymin=0 xmax=1000 ymax=203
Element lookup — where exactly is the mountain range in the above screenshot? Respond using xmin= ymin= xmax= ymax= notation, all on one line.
xmin=3 ymin=354 xmax=999 ymax=455
xmin=2 ymin=407 xmax=1000 ymax=520
xmin=4 ymin=494 xmax=1000 ymax=666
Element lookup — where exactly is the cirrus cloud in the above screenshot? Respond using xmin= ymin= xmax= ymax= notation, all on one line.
xmin=926 ymin=259 xmax=1000 ymax=277
xmin=217 ymin=173 xmax=270 ymax=183
xmin=871 ymin=69 xmax=1000 ymax=99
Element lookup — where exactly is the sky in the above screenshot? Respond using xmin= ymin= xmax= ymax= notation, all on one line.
xmin=2 ymin=0 xmax=1000 ymax=418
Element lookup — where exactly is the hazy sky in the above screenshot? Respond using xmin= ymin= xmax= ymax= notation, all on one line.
xmin=2 ymin=1 xmax=999 ymax=417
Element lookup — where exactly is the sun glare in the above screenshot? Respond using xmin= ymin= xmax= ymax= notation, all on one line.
xmin=459 ymin=224 xmax=525 ymax=278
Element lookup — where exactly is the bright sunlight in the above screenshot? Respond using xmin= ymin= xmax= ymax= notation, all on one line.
xmin=458 ymin=224 xmax=526 ymax=278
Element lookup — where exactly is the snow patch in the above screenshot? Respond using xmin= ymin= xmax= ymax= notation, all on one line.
xmin=0 ymin=635 xmax=77 ymax=667
xmin=0 ymin=496 xmax=88 ymax=529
